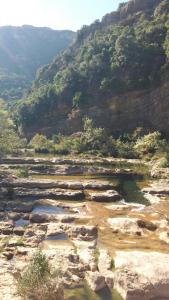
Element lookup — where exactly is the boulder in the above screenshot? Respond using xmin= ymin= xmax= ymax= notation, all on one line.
xmin=85 ymin=271 xmax=106 ymax=292
xmin=46 ymin=223 xmax=63 ymax=237
xmin=108 ymin=218 xmax=142 ymax=236
xmin=70 ymin=225 xmax=98 ymax=241
xmin=29 ymin=213 xmax=51 ymax=223
xmin=114 ymin=251 xmax=169 ymax=300
xmin=108 ymin=217 xmax=157 ymax=236
xmin=137 ymin=219 xmax=157 ymax=232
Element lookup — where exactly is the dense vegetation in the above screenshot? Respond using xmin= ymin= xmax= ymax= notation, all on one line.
xmin=0 ymin=100 xmax=25 ymax=156
xmin=29 ymin=117 xmax=169 ymax=161
xmin=1 ymin=104 xmax=168 ymax=164
xmin=0 ymin=25 xmax=75 ymax=100
xmin=14 ymin=0 xmax=169 ymax=137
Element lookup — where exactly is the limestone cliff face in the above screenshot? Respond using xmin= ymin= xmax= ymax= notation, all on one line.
xmin=102 ymin=0 xmax=161 ymax=26
xmin=16 ymin=0 xmax=169 ymax=139
xmin=24 ymin=66 xmax=169 ymax=139
xmin=119 ymin=0 xmax=160 ymax=16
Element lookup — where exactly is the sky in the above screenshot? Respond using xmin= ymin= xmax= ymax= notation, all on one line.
xmin=0 ymin=0 xmax=127 ymax=31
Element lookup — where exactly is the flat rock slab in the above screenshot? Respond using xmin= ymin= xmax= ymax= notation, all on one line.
xmin=0 ymin=157 xmax=143 ymax=166
xmin=88 ymin=190 xmax=122 ymax=202
xmin=114 ymin=251 xmax=169 ymax=300
xmin=106 ymin=203 xmax=145 ymax=211
xmin=13 ymin=188 xmax=85 ymax=200
xmin=142 ymin=180 xmax=169 ymax=195
xmin=151 ymin=167 xmax=169 ymax=179
xmin=10 ymin=179 xmax=114 ymax=190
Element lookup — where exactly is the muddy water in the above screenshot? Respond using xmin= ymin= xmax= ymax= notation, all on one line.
xmin=32 ymin=173 xmax=169 ymax=254
xmin=65 ymin=285 xmax=123 ymax=300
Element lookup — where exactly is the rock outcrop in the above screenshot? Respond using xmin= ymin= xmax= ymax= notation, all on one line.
xmin=114 ymin=251 xmax=169 ymax=300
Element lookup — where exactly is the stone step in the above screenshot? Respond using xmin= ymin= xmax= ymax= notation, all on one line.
xmin=5 ymin=179 xmax=114 ymax=190
xmin=0 ymin=156 xmax=144 ymax=166
xmin=13 ymin=187 xmax=85 ymax=200
xmin=87 ymin=190 xmax=123 ymax=202
xmin=0 ymin=163 xmax=135 ymax=177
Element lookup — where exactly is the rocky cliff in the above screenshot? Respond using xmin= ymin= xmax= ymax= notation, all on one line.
xmin=14 ymin=0 xmax=169 ymax=138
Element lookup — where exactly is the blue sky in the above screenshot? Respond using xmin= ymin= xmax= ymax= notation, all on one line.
xmin=0 ymin=0 xmax=127 ymax=31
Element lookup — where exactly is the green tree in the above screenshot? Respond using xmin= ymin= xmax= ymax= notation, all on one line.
xmin=0 ymin=100 xmax=25 ymax=155
xmin=72 ymin=91 xmax=82 ymax=109
xmin=30 ymin=134 xmax=53 ymax=153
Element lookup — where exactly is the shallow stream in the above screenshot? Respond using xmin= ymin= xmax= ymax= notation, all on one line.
xmin=29 ymin=172 xmax=146 ymax=299
xmin=4 ymin=160 xmax=169 ymax=300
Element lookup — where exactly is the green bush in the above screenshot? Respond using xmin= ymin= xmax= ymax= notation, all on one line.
xmin=16 ymin=167 xmax=29 ymax=178
xmin=16 ymin=239 xmax=25 ymax=247
xmin=72 ymin=91 xmax=82 ymax=109
xmin=0 ymin=100 xmax=26 ymax=155
xmin=54 ymin=141 xmax=71 ymax=155
xmin=134 ymin=132 xmax=166 ymax=158
xmin=30 ymin=134 xmax=54 ymax=153
xmin=28 ymin=124 xmax=168 ymax=160
xmin=115 ymin=139 xmax=137 ymax=159
xmin=17 ymin=252 xmax=63 ymax=300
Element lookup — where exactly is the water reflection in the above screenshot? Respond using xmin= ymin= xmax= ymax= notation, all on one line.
xmin=32 ymin=204 xmax=65 ymax=214
xmin=65 ymin=286 xmax=123 ymax=300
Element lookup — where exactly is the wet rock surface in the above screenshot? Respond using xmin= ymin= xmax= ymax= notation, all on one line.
xmin=0 ymin=156 xmax=169 ymax=299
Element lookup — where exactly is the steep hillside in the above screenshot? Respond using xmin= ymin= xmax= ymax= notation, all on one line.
xmin=0 ymin=25 xmax=75 ymax=100
xmin=14 ymin=0 xmax=169 ymax=138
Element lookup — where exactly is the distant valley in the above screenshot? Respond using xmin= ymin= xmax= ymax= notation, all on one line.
xmin=0 ymin=25 xmax=75 ymax=100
